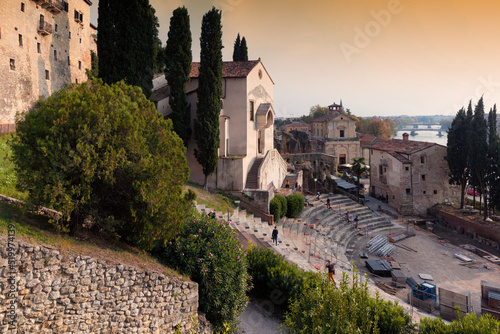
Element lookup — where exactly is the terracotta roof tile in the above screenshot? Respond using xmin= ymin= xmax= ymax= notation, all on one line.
xmin=369 ymin=138 xmax=436 ymax=155
xmin=190 ymin=60 xmax=260 ymax=79
xmin=312 ymin=113 xmax=337 ymax=123
xmin=388 ymin=151 xmax=411 ymax=163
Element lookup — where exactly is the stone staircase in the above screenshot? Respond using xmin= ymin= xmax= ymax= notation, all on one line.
xmin=245 ymin=158 xmax=264 ymax=189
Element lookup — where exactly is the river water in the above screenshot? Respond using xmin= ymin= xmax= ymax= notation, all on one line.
xmin=394 ymin=125 xmax=448 ymax=146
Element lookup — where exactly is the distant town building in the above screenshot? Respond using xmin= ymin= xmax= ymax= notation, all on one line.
xmin=369 ymin=133 xmax=460 ymax=215
xmin=311 ymin=102 xmax=361 ymax=165
xmin=282 ymin=122 xmax=310 ymax=134
xmin=0 ymin=0 xmax=95 ymax=133
xmin=152 ymin=60 xmax=287 ymax=192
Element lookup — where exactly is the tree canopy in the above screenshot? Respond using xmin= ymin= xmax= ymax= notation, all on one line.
xmin=356 ymin=118 xmax=395 ymax=140
xmin=97 ymin=0 xmax=156 ymax=97
xmin=165 ymin=6 xmax=192 ymax=148
xmin=194 ymin=7 xmax=223 ymax=188
xmin=11 ymin=79 xmax=190 ymax=250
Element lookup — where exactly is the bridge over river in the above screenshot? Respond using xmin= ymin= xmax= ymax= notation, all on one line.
xmin=397 ymin=123 xmax=447 ymax=132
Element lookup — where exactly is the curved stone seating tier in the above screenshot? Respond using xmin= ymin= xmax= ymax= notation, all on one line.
xmin=192 ymin=194 xmax=402 ymax=274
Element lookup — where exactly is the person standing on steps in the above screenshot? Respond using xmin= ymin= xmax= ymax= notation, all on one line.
xmin=285 ymin=180 xmax=290 ymax=188
xmin=272 ymin=226 xmax=278 ymax=246
xmin=325 ymin=260 xmax=336 ymax=283
xmin=326 ymin=198 xmax=331 ymax=210
xmin=354 ymin=215 xmax=359 ymax=228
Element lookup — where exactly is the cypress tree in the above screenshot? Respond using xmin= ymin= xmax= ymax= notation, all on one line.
xmin=470 ymin=97 xmax=488 ymax=218
xmin=97 ymin=0 xmax=156 ymax=97
xmin=239 ymin=36 xmax=248 ymax=61
xmin=232 ymin=33 xmax=241 ymax=61
xmin=487 ymin=105 xmax=500 ymax=212
xmin=194 ymin=7 xmax=223 ymax=189
xmin=446 ymin=108 xmax=469 ymax=208
xmin=165 ymin=7 xmax=192 ymax=148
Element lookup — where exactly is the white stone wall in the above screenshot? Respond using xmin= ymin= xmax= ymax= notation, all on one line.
xmin=0 ymin=0 xmax=93 ymax=125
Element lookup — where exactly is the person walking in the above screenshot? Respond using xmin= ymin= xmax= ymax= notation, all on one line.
xmin=325 ymin=260 xmax=336 ymax=283
xmin=326 ymin=198 xmax=331 ymax=210
xmin=354 ymin=215 xmax=359 ymax=228
xmin=285 ymin=180 xmax=290 ymax=188
xmin=272 ymin=226 xmax=278 ymax=246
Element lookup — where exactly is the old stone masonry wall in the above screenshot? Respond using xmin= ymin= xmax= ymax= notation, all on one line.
xmin=0 ymin=236 xmax=211 ymax=333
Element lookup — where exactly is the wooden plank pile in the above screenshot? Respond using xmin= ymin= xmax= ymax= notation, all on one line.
xmin=438 ymin=287 xmax=471 ymax=321
xmin=375 ymin=280 xmax=398 ymax=295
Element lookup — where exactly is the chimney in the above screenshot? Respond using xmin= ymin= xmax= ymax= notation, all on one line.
xmin=402 ymin=133 xmax=409 ymax=141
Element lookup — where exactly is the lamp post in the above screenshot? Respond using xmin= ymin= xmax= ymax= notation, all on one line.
xmin=314 ymin=178 xmax=317 ymax=197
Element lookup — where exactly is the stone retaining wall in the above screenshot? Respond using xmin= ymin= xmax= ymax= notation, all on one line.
xmin=0 ymin=236 xmax=211 ymax=333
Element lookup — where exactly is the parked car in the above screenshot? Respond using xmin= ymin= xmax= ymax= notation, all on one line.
xmin=467 ymin=188 xmax=479 ymax=196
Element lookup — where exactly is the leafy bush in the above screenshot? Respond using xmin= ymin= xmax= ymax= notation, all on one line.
xmin=286 ymin=192 xmax=305 ymax=218
xmin=11 ymin=79 xmax=190 ymax=250
xmin=419 ymin=312 xmax=500 ymax=333
xmin=154 ymin=214 xmax=250 ymax=333
xmin=270 ymin=197 xmax=282 ymax=221
xmin=282 ymin=270 xmax=415 ymax=334
xmin=247 ymin=247 xmax=316 ymax=311
xmin=276 ymin=194 xmax=287 ymax=220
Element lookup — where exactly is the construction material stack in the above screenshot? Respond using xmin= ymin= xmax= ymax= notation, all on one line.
xmin=481 ymin=280 xmax=500 ymax=320
xmin=438 ymin=287 xmax=471 ymax=321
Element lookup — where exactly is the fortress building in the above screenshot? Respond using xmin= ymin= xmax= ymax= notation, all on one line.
xmin=0 ymin=0 xmax=95 ymax=133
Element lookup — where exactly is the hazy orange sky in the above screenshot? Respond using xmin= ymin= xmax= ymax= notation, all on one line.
xmin=91 ymin=0 xmax=500 ymax=118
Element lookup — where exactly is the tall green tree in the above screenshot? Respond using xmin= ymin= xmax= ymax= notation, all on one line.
xmin=351 ymin=157 xmax=369 ymax=201
xmin=97 ymin=0 xmax=156 ymax=97
xmin=232 ymin=34 xmax=248 ymax=61
xmin=152 ymin=17 xmax=166 ymax=73
xmin=165 ymin=6 xmax=192 ymax=148
xmin=487 ymin=105 xmax=500 ymax=212
xmin=469 ymin=97 xmax=488 ymax=218
xmin=239 ymin=36 xmax=248 ymax=61
xmin=232 ymin=33 xmax=241 ymax=61
xmin=194 ymin=7 xmax=223 ymax=189
xmin=11 ymin=79 xmax=190 ymax=251
xmin=446 ymin=107 xmax=470 ymax=208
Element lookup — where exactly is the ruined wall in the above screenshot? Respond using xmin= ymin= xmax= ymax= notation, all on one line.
xmin=437 ymin=210 xmax=500 ymax=250
xmin=0 ymin=236 xmax=211 ymax=333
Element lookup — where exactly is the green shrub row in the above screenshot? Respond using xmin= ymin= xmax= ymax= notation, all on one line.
xmin=270 ymin=192 xmax=304 ymax=221
xmin=248 ymin=246 xmax=415 ymax=333
xmin=247 ymin=246 xmax=318 ymax=310
xmin=270 ymin=193 xmax=287 ymax=221
xmin=153 ymin=214 xmax=251 ymax=333
xmin=419 ymin=312 xmax=500 ymax=333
